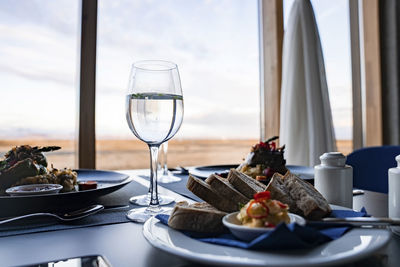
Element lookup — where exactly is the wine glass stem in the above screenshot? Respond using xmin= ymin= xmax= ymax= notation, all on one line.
xmin=163 ymin=142 xmax=169 ymax=176
xmin=148 ymin=144 xmax=160 ymax=208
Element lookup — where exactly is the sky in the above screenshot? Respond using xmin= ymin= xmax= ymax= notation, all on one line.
xmin=0 ymin=0 xmax=352 ymax=140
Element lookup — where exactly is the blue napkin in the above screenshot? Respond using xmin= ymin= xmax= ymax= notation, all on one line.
xmin=155 ymin=208 xmax=368 ymax=250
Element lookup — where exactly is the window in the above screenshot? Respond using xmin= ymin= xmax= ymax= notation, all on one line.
xmin=0 ymin=0 xmax=80 ymax=167
xmin=96 ymin=0 xmax=260 ymax=169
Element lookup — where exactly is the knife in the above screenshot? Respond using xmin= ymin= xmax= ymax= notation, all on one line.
xmin=321 ymin=217 xmax=400 ymax=227
xmin=103 ymin=204 xmax=130 ymax=211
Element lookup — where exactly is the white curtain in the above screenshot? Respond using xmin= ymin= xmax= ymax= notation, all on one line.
xmin=280 ymin=0 xmax=336 ymax=167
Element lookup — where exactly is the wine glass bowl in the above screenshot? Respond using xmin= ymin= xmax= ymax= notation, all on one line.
xmin=125 ymin=60 xmax=184 ymax=222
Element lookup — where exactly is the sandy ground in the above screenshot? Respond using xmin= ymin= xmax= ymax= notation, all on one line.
xmin=0 ymin=139 xmax=353 ymax=170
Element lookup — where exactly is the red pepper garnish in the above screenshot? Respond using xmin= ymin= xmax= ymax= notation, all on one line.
xmin=254 ymin=191 xmax=270 ymax=201
xmin=265 ymin=222 xmax=276 ymax=228
xmin=277 ymin=201 xmax=288 ymax=209
xmin=246 ymin=200 xmax=269 ymax=219
xmin=270 ymin=141 xmax=276 ymax=151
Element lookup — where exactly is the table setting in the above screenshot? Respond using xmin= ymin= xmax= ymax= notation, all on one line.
xmin=0 ymin=60 xmax=400 ymax=267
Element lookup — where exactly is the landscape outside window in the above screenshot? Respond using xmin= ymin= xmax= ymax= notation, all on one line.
xmin=0 ymin=0 xmax=352 ymax=170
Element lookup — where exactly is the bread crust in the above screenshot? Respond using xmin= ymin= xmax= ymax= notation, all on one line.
xmin=282 ymin=172 xmax=331 ymax=220
xmin=227 ymin=169 xmax=267 ymax=199
xmin=186 ymin=175 xmax=239 ymax=212
xmin=168 ymin=201 xmax=227 ymax=233
xmin=266 ymin=173 xmax=301 ymax=214
xmin=266 ymin=172 xmax=331 ymax=220
xmin=205 ymin=174 xmax=250 ymax=207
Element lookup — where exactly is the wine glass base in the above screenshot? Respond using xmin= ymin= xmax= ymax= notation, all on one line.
xmin=126 ymin=206 xmax=172 ymax=223
xmin=158 ymin=173 xmax=182 ymax=184
xmin=129 ymin=194 xmax=175 ymax=206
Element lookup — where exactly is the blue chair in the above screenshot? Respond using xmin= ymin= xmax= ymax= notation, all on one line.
xmin=346 ymin=146 xmax=400 ymax=193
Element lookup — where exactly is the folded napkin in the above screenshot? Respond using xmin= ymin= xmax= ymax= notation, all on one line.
xmin=155 ymin=208 xmax=368 ymax=250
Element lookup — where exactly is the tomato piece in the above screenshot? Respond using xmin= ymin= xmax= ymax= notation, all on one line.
xmin=254 ymin=191 xmax=270 ymax=201
xmin=256 ymin=175 xmax=267 ymax=181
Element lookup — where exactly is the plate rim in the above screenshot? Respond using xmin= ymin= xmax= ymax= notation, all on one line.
xmin=143 ymin=211 xmax=392 ymax=267
xmin=0 ymin=169 xmax=132 ymax=199
xmin=188 ymin=164 xmax=314 ymax=180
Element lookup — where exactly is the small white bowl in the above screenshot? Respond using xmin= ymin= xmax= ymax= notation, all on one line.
xmin=222 ymin=212 xmax=306 ymax=241
xmin=6 ymin=184 xmax=63 ymax=196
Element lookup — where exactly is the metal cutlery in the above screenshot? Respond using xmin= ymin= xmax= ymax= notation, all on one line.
xmin=321 ymin=217 xmax=400 ymax=227
xmin=0 ymin=204 xmax=104 ymax=225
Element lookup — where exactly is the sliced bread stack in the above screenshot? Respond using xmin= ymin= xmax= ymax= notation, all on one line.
xmin=169 ymin=168 xmax=331 ymax=232
xmin=186 ymin=169 xmax=268 ymax=212
xmin=168 ymin=169 xmax=265 ymax=232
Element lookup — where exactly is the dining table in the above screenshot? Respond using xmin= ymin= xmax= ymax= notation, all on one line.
xmin=0 ymin=169 xmax=399 ymax=267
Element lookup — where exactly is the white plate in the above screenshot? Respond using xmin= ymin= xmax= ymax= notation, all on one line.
xmin=6 ymin=184 xmax=63 ymax=196
xmin=143 ymin=208 xmax=392 ymax=267
xmin=222 ymin=212 xmax=306 ymax=241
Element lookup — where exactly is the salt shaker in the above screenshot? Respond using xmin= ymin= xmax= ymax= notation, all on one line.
xmin=314 ymin=152 xmax=353 ymax=208
xmin=388 ymin=155 xmax=400 ymax=218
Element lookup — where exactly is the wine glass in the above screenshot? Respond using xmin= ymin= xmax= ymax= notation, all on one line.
xmin=125 ymin=60 xmax=184 ymax=222
xmin=158 ymin=142 xmax=181 ymax=183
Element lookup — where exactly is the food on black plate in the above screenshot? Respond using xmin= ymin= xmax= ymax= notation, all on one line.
xmin=237 ymin=136 xmax=287 ymax=184
xmin=0 ymin=145 xmax=77 ymax=194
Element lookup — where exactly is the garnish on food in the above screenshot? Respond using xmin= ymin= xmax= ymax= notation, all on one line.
xmin=237 ymin=191 xmax=290 ymax=228
xmin=237 ymin=136 xmax=287 ymax=184
xmin=78 ymin=181 xmax=98 ymax=191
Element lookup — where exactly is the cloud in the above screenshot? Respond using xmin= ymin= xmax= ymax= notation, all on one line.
xmin=0 ymin=64 xmax=74 ymax=87
xmin=0 ymin=0 xmax=352 ymax=140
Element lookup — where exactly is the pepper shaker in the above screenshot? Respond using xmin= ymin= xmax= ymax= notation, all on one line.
xmin=314 ymin=152 xmax=353 ymax=208
xmin=388 ymin=155 xmax=400 ymax=218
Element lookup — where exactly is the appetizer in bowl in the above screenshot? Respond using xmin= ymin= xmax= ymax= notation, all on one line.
xmin=223 ymin=191 xmax=305 ymax=241
xmin=237 ymin=191 xmax=290 ymax=228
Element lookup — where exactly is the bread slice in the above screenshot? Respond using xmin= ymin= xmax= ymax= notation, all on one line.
xmin=281 ymin=172 xmax=331 ymax=220
xmin=266 ymin=173 xmax=301 ymax=215
xmin=205 ymin=174 xmax=250 ymax=207
xmin=266 ymin=171 xmax=331 ymax=220
xmin=227 ymin=169 xmax=267 ymax=199
xmin=168 ymin=201 xmax=227 ymax=233
xmin=186 ymin=175 xmax=239 ymax=212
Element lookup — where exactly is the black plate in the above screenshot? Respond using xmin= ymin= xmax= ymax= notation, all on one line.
xmin=188 ymin=164 xmax=314 ymax=181
xmin=0 ymin=169 xmax=132 ymax=217
xmin=188 ymin=164 xmax=238 ymax=178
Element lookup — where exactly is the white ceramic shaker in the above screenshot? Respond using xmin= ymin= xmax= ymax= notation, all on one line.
xmin=388 ymin=155 xmax=400 ymax=218
xmin=314 ymin=152 xmax=353 ymax=208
